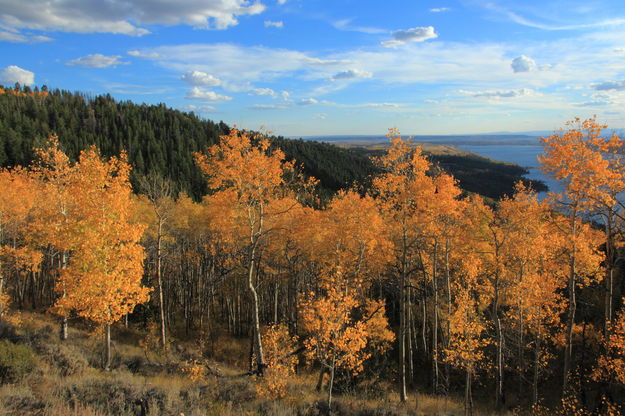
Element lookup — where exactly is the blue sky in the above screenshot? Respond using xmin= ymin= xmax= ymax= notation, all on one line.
xmin=1 ymin=0 xmax=625 ymax=136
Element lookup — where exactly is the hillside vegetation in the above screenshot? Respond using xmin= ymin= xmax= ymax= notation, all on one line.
xmin=0 ymin=85 xmax=542 ymax=201
xmin=1 ymin=86 xmax=621 ymax=416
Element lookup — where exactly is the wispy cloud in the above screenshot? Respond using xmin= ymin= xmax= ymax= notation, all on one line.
xmin=592 ymin=80 xmax=625 ymax=91
xmin=507 ymin=12 xmax=625 ymax=31
xmin=362 ymin=102 xmax=402 ymax=108
xmin=182 ymin=104 xmax=218 ymax=113
xmin=332 ymin=19 xmax=386 ymax=34
xmin=264 ymin=20 xmax=284 ymax=29
xmin=459 ymin=88 xmax=537 ymax=98
xmin=128 ymin=50 xmax=161 ymax=58
xmin=66 ymin=54 xmax=127 ymax=68
xmin=249 ymin=104 xmax=290 ymax=110
xmin=429 ymin=7 xmax=449 ymax=13
xmin=129 ymin=43 xmax=351 ymax=85
xmin=482 ymin=3 xmax=625 ymax=31
xmin=250 ymin=87 xmax=277 ymax=97
xmin=0 ymin=30 xmax=51 ymax=43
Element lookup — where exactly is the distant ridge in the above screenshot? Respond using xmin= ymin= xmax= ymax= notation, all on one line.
xmin=298 ymin=134 xmax=542 ymax=146
xmin=300 ymin=127 xmax=625 ymax=146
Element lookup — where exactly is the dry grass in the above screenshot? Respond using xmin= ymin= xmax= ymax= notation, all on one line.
xmin=0 ymin=312 xmax=506 ymax=416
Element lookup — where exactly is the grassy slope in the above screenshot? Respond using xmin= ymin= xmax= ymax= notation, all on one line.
xmin=0 ymin=312 xmax=477 ymax=416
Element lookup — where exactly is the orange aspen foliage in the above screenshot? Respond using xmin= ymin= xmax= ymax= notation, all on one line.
xmin=255 ymin=323 xmax=299 ymax=399
xmin=539 ymin=117 xmax=624 ymax=212
xmin=29 ymin=136 xmax=75 ymax=250
xmin=306 ymin=190 xmax=391 ymax=290
xmin=371 ymin=129 xmax=439 ymax=402
xmin=444 ymin=194 xmax=494 ymax=414
xmin=195 ymin=128 xmax=305 ymax=376
xmin=0 ymin=167 xmax=40 ymax=314
xmin=444 ymin=282 xmax=489 ymax=374
xmin=0 ymin=168 xmax=38 ymax=243
xmin=539 ymin=118 xmax=611 ymax=394
xmin=300 ymin=270 xmax=393 ymax=407
xmin=593 ymin=299 xmax=625 ymax=415
xmin=26 ymin=135 xmax=84 ymax=338
xmin=54 ymin=146 xmax=149 ymax=325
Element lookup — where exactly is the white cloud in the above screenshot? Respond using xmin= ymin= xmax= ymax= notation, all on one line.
xmin=186 ymin=87 xmax=232 ymax=101
xmin=277 ymin=0 xmax=287 ymax=4
xmin=128 ymin=50 xmax=161 ymax=58
xmin=592 ymin=80 xmax=625 ymax=91
xmin=183 ymin=104 xmax=218 ymax=113
xmin=251 ymin=87 xmax=276 ymax=97
xmin=330 ymin=68 xmax=373 ymax=81
xmin=129 ymin=44 xmax=352 ymax=85
xmin=576 ymin=100 xmax=613 ymax=107
xmin=314 ymin=113 xmax=327 ymax=119
xmin=510 ymin=13 xmax=625 ymax=31
xmin=180 ymin=71 xmax=221 ymax=86
xmin=614 ymin=47 xmax=625 ymax=53
xmin=249 ymin=104 xmax=289 ymax=110
xmin=382 ymin=26 xmax=437 ymax=48
xmin=127 ymin=30 xmax=625 ymax=100
xmin=481 ymin=2 xmax=625 ymax=31
xmin=511 ymin=55 xmax=536 ymax=73
xmin=0 ymin=0 xmax=266 ymax=35
xmin=460 ymin=88 xmax=536 ymax=98
xmin=0 ymin=30 xmax=51 ymax=43
xmin=264 ymin=20 xmax=284 ymax=28
xmin=429 ymin=7 xmax=449 ymax=13
xmin=363 ymin=102 xmax=402 ymax=108
xmin=298 ymin=98 xmax=318 ymax=105
xmin=0 ymin=65 xmax=34 ymax=86
xmin=302 ymin=57 xmax=352 ymax=66
xmin=66 ymin=54 xmax=128 ymax=68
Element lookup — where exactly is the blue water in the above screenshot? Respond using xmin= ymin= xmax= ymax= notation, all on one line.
xmin=458 ymin=144 xmax=562 ymax=196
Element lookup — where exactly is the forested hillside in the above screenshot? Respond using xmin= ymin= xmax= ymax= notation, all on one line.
xmin=0 ymin=85 xmax=541 ymax=201
xmin=0 ymin=85 xmax=375 ymax=200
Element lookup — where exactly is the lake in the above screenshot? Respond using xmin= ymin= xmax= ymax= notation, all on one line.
xmin=458 ymin=144 xmax=562 ymax=196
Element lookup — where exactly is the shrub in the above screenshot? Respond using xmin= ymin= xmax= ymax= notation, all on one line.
xmin=0 ymin=385 xmax=45 ymax=415
xmin=44 ymin=401 xmax=109 ymax=416
xmin=124 ymin=355 xmax=146 ymax=373
xmin=39 ymin=344 xmax=89 ymax=377
xmin=216 ymin=378 xmax=255 ymax=405
xmin=60 ymin=374 xmax=144 ymax=415
xmin=59 ymin=373 xmax=196 ymax=416
xmin=0 ymin=340 xmax=37 ymax=384
xmin=0 ymin=319 xmax=19 ymax=343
